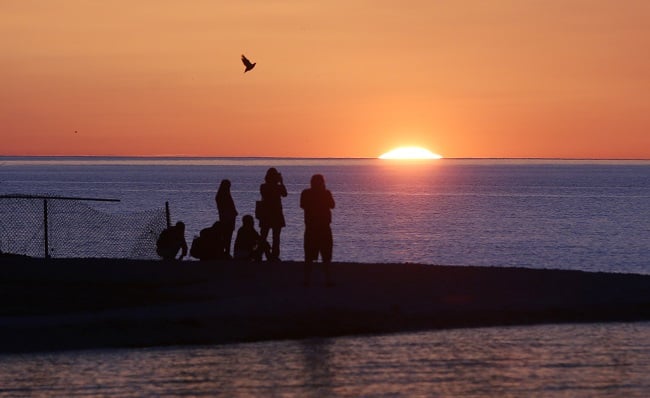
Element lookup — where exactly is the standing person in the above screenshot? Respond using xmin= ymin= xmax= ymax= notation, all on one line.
xmin=259 ymin=167 xmax=287 ymax=261
xmin=300 ymin=174 xmax=335 ymax=286
xmin=216 ymin=179 xmax=238 ymax=258
xmin=156 ymin=221 xmax=188 ymax=261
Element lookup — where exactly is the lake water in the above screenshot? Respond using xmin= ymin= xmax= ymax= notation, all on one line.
xmin=1 ymin=158 xmax=649 ymax=395
xmin=1 ymin=157 xmax=649 ymax=274
xmin=0 ymin=322 xmax=648 ymax=397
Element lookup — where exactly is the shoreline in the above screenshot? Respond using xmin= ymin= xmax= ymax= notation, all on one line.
xmin=1 ymin=257 xmax=649 ymax=353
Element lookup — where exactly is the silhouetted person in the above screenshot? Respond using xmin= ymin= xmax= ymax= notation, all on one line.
xmin=190 ymin=221 xmax=228 ymax=261
xmin=259 ymin=167 xmax=288 ymax=261
xmin=156 ymin=221 xmax=188 ymax=261
xmin=216 ymin=179 xmax=238 ymax=258
xmin=234 ymin=215 xmax=271 ymax=261
xmin=300 ymin=174 xmax=335 ymax=286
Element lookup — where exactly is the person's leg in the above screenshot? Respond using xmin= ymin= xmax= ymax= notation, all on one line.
xmin=321 ymin=226 xmax=333 ymax=263
xmin=271 ymin=227 xmax=282 ymax=261
xmin=304 ymin=228 xmax=316 ymax=286
xmin=260 ymin=225 xmax=271 ymax=260
xmin=322 ymin=226 xmax=334 ymax=285
xmin=160 ymin=246 xmax=180 ymax=261
xmin=224 ymin=227 xmax=234 ymax=257
xmin=260 ymin=240 xmax=272 ymax=261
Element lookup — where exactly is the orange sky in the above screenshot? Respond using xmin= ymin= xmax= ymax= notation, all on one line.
xmin=2 ymin=1 xmax=649 ymax=158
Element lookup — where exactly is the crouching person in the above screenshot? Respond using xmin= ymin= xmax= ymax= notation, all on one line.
xmin=156 ymin=221 xmax=188 ymax=261
xmin=234 ymin=215 xmax=271 ymax=261
xmin=190 ymin=221 xmax=229 ymax=261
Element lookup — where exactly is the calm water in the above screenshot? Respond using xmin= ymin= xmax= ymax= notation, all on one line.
xmin=0 ymin=322 xmax=648 ymax=397
xmin=1 ymin=157 xmax=649 ymax=274
xmin=1 ymin=158 xmax=649 ymax=396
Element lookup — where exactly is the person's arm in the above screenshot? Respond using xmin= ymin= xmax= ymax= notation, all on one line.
xmin=300 ymin=190 xmax=306 ymax=210
xmin=278 ymin=174 xmax=288 ymax=197
xmin=178 ymin=239 xmax=188 ymax=260
xmin=328 ymin=191 xmax=335 ymax=209
xmin=260 ymin=184 xmax=267 ymax=201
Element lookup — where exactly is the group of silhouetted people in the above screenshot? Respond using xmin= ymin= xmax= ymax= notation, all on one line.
xmin=156 ymin=167 xmax=335 ymax=286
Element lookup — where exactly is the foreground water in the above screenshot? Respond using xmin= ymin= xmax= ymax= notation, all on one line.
xmin=1 ymin=157 xmax=649 ymax=274
xmin=0 ymin=322 xmax=648 ymax=397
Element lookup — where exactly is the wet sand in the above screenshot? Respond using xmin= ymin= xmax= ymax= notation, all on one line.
xmin=0 ymin=256 xmax=649 ymax=353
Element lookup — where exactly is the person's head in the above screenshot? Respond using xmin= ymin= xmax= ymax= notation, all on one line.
xmin=265 ymin=167 xmax=281 ymax=184
xmin=175 ymin=221 xmax=185 ymax=232
xmin=310 ymin=174 xmax=325 ymax=190
xmin=242 ymin=214 xmax=254 ymax=227
xmin=217 ymin=179 xmax=231 ymax=195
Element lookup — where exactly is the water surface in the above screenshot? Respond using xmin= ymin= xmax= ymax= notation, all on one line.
xmin=1 ymin=157 xmax=649 ymax=273
xmin=0 ymin=322 xmax=648 ymax=397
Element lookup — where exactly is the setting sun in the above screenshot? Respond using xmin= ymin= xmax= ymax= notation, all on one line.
xmin=379 ymin=147 xmax=443 ymax=160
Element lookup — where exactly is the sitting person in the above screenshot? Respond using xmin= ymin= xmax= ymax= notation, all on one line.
xmin=190 ymin=221 xmax=229 ymax=261
xmin=234 ymin=215 xmax=271 ymax=261
xmin=156 ymin=221 xmax=188 ymax=261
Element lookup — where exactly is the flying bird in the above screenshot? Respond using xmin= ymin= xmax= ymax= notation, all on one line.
xmin=241 ymin=54 xmax=256 ymax=73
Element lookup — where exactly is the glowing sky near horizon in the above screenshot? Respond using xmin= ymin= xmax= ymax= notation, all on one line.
xmin=1 ymin=1 xmax=649 ymax=158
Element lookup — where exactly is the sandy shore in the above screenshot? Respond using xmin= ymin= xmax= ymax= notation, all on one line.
xmin=0 ymin=256 xmax=649 ymax=353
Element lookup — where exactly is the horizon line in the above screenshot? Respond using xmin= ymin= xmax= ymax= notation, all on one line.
xmin=1 ymin=155 xmax=650 ymax=161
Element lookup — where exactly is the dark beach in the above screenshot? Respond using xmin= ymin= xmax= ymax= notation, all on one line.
xmin=1 ymin=256 xmax=649 ymax=354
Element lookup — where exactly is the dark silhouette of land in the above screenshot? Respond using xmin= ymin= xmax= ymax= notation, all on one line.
xmin=0 ymin=256 xmax=649 ymax=353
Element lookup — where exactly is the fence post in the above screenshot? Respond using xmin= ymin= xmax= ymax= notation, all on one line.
xmin=43 ymin=199 xmax=50 ymax=259
xmin=165 ymin=201 xmax=171 ymax=228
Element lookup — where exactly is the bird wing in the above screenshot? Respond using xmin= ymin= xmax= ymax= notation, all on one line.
xmin=241 ymin=54 xmax=253 ymax=68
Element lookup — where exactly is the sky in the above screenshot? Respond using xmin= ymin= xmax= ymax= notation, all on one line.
xmin=2 ymin=0 xmax=649 ymax=158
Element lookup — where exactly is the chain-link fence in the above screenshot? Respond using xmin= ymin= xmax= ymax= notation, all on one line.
xmin=0 ymin=195 xmax=169 ymax=259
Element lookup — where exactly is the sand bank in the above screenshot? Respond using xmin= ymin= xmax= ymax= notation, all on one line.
xmin=0 ymin=257 xmax=648 ymax=353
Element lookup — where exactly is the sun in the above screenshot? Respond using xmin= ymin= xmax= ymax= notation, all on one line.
xmin=379 ymin=146 xmax=442 ymax=160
